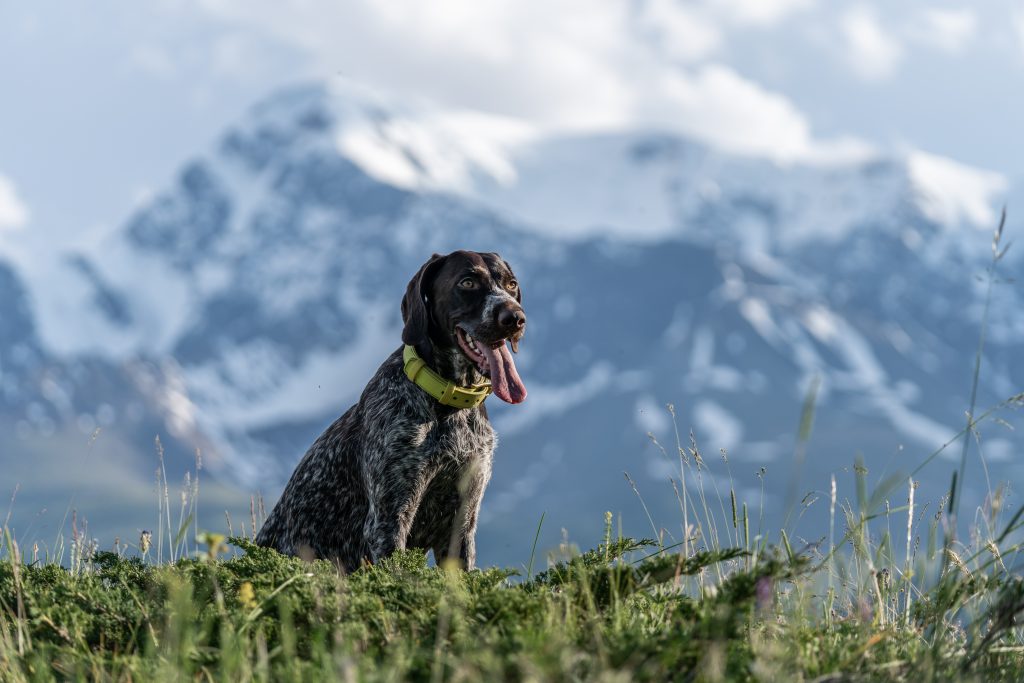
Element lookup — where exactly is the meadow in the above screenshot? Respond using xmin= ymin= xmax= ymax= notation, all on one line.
xmin=3 ymin=378 xmax=1024 ymax=682
xmin=2 ymin=221 xmax=1023 ymax=681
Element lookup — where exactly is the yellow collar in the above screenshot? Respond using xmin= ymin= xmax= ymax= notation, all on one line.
xmin=403 ymin=344 xmax=492 ymax=409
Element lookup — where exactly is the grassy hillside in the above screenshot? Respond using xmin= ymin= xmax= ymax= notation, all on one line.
xmin=3 ymin=439 xmax=1024 ymax=682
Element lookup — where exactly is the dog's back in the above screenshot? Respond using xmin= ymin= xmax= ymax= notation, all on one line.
xmin=257 ymin=350 xmax=406 ymax=567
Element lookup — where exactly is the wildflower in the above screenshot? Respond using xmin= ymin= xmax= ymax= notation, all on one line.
xmin=755 ymin=576 xmax=773 ymax=612
xmin=238 ymin=581 xmax=257 ymax=611
xmin=140 ymin=530 xmax=152 ymax=555
xmin=856 ymin=597 xmax=873 ymax=623
xmin=199 ymin=532 xmax=227 ymax=561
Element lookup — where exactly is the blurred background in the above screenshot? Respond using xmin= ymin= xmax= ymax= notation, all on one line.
xmin=1 ymin=1 xmax=1022 ymax=567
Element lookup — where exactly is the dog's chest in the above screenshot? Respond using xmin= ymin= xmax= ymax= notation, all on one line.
xmin=420 ymin=410 xmax=495 ymax=466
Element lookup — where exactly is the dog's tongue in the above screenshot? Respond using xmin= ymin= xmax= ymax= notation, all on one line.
xmin=480 ymin=341 xmax=527 ymax=404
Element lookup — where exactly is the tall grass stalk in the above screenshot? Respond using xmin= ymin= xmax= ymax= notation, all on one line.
xmin=904 ymin=478 xmax=915 ymax=627
xmin=951 ymin=207 xmax=1009 ymax=533
xmin=828 ymin=474 xmax=836 ymax=606
xmin=784 ymin=375 xmax=819 ymax=530
xmin=667 ymin=404 xmax=690 ymax=561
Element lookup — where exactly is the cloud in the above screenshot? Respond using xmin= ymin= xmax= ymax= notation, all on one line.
xmin=840 ymin=6 xmax=902 ymax=81
xmin=1014 ymin=10 xmax=1024 ymax=61
xmin=913 ymin=8 xmax=977 ymax=54
xmin=0 ymin=175 xmax=29 ymax=231
xmin=715 ymin=0 xmax=816 ymax=26
xmin=191 ymin=0 xmax=866 ymax=164
xmin=907 ymin=150 xmax=1008 ymax=227
xmin=634 ymin=0 xmax=816 ymax=63
xmin=650 ymin=64 xmax=875 ymax=163
xmin=128 ymin=44 xmax=178 ymax=78
xmin=637 ymin=0 xmax=722 ymax=63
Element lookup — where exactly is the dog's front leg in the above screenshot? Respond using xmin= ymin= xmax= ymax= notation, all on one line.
xmin=435 ymin=457 xmax=491 ymax=570
xmin=362 ymin=448 xmax=433 ymax=565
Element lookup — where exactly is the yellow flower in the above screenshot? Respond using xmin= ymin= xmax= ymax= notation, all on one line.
xmin=238 ymin=581 xmax=257 ymax=611
xmin=198 ymin=532 xmax=228 ymax=562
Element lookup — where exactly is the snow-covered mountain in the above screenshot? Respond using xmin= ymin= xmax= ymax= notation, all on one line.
xmin=4 ymin=82 xmax=1021 ymax=564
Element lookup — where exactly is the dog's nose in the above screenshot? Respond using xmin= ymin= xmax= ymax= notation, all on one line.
xmin=498 ymin=308 xmax=526 ymax=330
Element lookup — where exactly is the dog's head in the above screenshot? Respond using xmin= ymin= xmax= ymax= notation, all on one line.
xmin=402 ymin=251 xmax=527 ymax=404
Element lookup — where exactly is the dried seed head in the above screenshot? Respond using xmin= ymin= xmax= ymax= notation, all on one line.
xmin=140 ymin=530 xmax=152 ymax=555
xmin=946 ymin=549 xmax=970 ymax=577
xmin=986 ymin=541 xmax=1002 ymax=564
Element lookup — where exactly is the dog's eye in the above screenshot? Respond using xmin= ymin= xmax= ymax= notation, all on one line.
xmin=506 ymin=280 xmax=518 ymax=291
xmin=459 ymin=277 xmax=477 ymax=289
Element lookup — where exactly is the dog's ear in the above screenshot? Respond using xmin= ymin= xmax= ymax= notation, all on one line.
xmin=402 ymin=253 xmax=446 ymax=359
xmin=503 ymin=259 xmax=522 ymax=304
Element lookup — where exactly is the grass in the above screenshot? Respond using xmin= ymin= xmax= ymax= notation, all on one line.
xmin=2 ymin=217 xmax=1023 ymax=681
xmin=3 ymin=451 xmax=1024 ymax=682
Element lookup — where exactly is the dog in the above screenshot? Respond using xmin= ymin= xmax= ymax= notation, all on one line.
xmin=255 ymin=250 xmax=527 ymax=571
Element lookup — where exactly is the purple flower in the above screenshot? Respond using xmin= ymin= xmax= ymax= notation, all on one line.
xmin=756 ymin=576 xmax=774 ymax=612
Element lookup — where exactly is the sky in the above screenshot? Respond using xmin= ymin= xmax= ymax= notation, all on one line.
xmin=1 ymin=0 xmax=1023 ymax=254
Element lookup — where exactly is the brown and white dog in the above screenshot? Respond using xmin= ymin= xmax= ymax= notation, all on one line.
xmin=256 ymin=251 xmax=527 ymax=570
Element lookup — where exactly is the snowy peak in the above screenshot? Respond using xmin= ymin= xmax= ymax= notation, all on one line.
xmin=217 ymin=81 xmax=533 ymax=195
xmin=467 ymin=127 xmax=1011 ymax=255
xmin=132 ymin=81 xmax=1011 ymax=256
xmin=907 ymin=149 xmax=1009 ymax=228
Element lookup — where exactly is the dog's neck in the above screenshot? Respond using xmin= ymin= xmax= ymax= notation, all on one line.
xmin=429 ymin=343 xmax=488 ymax=388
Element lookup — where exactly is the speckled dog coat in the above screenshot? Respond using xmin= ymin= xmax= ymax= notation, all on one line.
xmin=256 ymin=251 xmax=527 ymax=571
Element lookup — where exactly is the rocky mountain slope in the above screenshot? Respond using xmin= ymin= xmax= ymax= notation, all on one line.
xmin=4 ymin=83 xmax=1020 ymax=564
